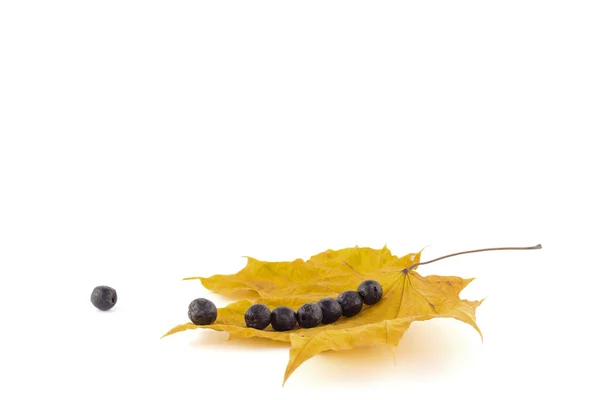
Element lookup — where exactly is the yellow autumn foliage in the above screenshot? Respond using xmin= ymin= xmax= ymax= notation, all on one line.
xmin=163 ymin=246 xmax=483 ymax=385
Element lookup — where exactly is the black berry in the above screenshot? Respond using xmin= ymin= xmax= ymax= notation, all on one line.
xmin=245 ymin=304 xmax=271 ymax=330
xmin=188 ymin=298 xmax=217 ymax=325
xmin=337 ymin=290 xmax=363 ymax=317
xmin=317 ymin=297 xmax=342 ymax=324
xmin=90 ymin=285 xmax=117 ymax=311
xmin=357 ymin=279 xmax=383 ymax=305
xmin=271 ymin=306 xmax=297 ymax=331
xmin=296 ymin=303 xmax=323 ymax=329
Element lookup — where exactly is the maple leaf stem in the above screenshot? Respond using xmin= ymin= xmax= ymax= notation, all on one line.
xmin=404 ymin=244 xmax=542 ymax=272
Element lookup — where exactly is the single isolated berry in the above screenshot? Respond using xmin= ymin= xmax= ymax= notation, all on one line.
xmin=90 ymin=285 xmax=117 ymax=311
xmin=188 ymin=298 xmax=217 ymax=325
xmin=337 ymin=290 xmax=363 ymax=317
xmin=271 ymin=306 xmax=297 ymax=332
xmin=245 ymin=303 xmax=271 ymax=330
xmin=317 ymin=297 xmax=342 ymax=324
xmin=296 ymin=303 xmax=323 ymax=329
xmin=357 ymin=279 xmax=383 ymax=305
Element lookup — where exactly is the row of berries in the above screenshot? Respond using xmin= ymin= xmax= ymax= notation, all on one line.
xmin=187 ymin=279 xmax=383 ymax=331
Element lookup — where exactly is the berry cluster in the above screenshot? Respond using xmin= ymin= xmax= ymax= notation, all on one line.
xmin=187 ymin=279 xmax=383 ymax=331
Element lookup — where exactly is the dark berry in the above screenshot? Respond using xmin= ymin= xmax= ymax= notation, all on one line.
xmin=337 ymin=290 xmax=363 ymax=317
xmin=188 ymin=298 xmax=217 ymax=325
xmin=357 ymin=279 xmax=383 ymax=305
xmin=245 ymin=304 xmax=271 ymax=330
xmin=317 ymin=297 xmax=342 ymax=324
xmin=296 ymin=303 xmax=323 ymax=329
xmin=90 ymin=285 xmax=117 ymax=311
xmin=271 ymin=306 xmax=297 ymax=331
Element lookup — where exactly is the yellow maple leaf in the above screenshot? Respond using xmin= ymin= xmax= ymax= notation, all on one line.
xmin=163 ymin=245 xmax=540 ymax=385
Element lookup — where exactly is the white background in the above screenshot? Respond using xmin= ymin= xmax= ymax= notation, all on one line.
xmin=1 ymin=1 xmax=598 ymax=398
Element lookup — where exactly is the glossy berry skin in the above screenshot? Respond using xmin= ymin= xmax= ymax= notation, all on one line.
xmin=317 ymin=297 xmax=342 ymax=324
xmin=337 ymin=290 xmax=363 ymax=317
xmin=357 ymin=280 xmax=383 ymax=305
xmin=296 ymin=303 xmax=323 ymax=329
xmin=271 ymin=306 xmax=297 ymax=331
xmin=90 ymin=286 xmax=117 ymax=311
xmin=245 ymin=304 xmax=271 ymax=330
xmin=188 ymin=298 xmax=218 ymax=325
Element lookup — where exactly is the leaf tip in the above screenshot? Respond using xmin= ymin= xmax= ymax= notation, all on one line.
xmin=282 ymin=370 xmax=291 ymax=387
xmin=282 ymin=363 xmax=297 ymax=387
xmin=471 ymin=322 xmax=484 ymax=343
xmin=160 ymin=329 xmax=175 ymax=339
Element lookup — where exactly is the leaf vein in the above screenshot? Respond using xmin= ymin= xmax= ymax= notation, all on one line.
xmin=407 ymin=273 xmax=439 ymax=314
